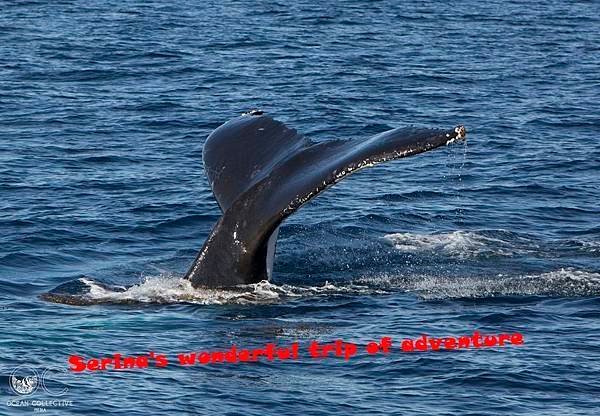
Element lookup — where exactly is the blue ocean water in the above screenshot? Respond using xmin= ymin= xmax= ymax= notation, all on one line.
xmin=1 ymin=0 xmax=599 ymax=414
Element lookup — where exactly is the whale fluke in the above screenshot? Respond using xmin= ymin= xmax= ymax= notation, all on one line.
xmin=185 ymin=112 xmax=466 ymax=288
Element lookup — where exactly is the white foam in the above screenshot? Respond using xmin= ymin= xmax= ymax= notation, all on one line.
xmin=383 ymin=230 xmax=525 ymax=258
xmin=75 ymin=275 xmax=382 ymax=305
xmin=578 ymin=239 xmax=600 ymax=253
xmin=357 ymin=268 xmax=600 ymax=300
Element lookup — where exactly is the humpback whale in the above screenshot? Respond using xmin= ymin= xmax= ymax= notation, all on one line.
xmin=185 ymin=111 xmax=466 ymax=289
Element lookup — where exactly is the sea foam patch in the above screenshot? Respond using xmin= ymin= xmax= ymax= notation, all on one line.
xmin=383 ymin=230 xmax=531 ymax=258
xmin=357 ymin=268 xmax=600 ymax=300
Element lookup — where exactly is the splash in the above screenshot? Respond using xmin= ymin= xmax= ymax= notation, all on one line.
xmin=40 ymin=275 xmax=383 ymax=306
xmin=40 ymin=268 xmax=600 ymax=306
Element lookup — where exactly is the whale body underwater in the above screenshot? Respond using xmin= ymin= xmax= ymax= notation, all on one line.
xmin=184 ymin=111 xmax=466 ymax=289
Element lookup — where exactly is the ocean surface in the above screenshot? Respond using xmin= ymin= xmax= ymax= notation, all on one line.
xmin=1 ymin=0 xmax=599 ymax=414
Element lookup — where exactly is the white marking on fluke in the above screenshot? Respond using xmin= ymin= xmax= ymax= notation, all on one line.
xmin=242 ymin=109 xmax=264 ymax=116
xmin=445 ymin=125 xmax=467 ymax=145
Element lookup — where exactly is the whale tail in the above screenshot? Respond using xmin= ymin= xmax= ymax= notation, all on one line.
xmin=185 ymin=111 xmax=466 ymax=288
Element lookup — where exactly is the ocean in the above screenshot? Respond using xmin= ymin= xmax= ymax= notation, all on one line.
xmin=1 ymin=0 xmax=599 ymax=414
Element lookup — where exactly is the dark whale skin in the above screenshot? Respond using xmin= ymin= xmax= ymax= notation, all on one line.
xmin=186 ymin=112 xmax=466 ymax=288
